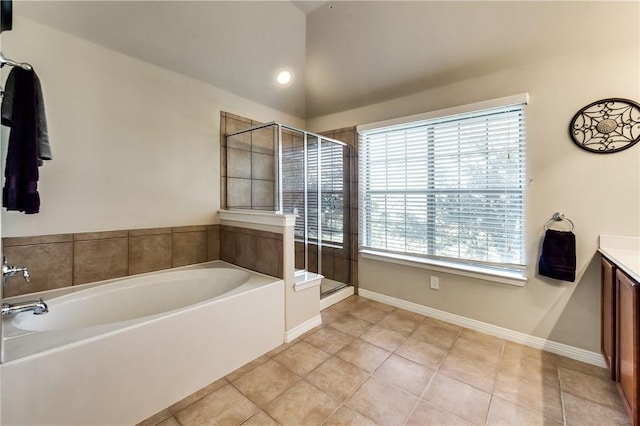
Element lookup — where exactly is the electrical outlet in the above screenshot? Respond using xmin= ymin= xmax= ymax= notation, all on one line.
xmin=430 ymin=276 xmax=439 ymax=290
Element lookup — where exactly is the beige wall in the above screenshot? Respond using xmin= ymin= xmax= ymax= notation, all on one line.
xmin=0 ymin=16 xmax=304 ymax=238
xmin=307 ymin=3 xmax=640 ymax=352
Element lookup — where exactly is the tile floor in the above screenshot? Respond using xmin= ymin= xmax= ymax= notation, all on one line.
xmin=138 ymin=296 xmax=630 ymax=426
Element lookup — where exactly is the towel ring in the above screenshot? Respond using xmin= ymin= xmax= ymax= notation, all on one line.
xmin=544 ymin=212 xmax=574 ymax=231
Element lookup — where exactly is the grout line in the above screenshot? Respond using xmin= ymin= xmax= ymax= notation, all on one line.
xmin=558 ymin=364 xmax=568 ymax=426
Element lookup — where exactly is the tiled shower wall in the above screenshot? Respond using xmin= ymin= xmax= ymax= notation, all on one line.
xmin=220 ymin=112 xmax=276 ymax=210
xmin=2 ymin=225 xmax=220 ymax=298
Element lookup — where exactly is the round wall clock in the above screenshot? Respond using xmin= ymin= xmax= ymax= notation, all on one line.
xmin=569 ymin=98 xmax=640 ymax=153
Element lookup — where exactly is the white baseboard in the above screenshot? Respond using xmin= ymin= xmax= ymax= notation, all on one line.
xmin=284 ymin=314 xmax=322 ymax=343
xmin=320 ymin=286 xmax=355 ymax=310
xmin=358 ymin=288 xmax=607 ymax=368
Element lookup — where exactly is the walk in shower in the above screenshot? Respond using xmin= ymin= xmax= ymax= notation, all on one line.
xmin=225 ymin=122 xmax=352 ymax=297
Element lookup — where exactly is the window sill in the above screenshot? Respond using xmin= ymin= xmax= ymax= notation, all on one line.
xmin=359 ymin=250 xmax=527 ymax=287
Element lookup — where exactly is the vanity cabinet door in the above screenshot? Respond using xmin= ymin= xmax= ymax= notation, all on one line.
xmin=602 ymin=257 xmax=616 ymax=379
xmin=616 ymin=269 xmax=639 ymax=425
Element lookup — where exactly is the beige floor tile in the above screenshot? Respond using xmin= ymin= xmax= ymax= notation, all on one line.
xmin=450 ymin=333 xmax=504 ymax=365
xmin=563 ymin=392 xmax=631 ymax=426
xmin=321 ymin=307 xmax=346 ymax=324
xmin=168 ymin=378 xmax=228 ymax=414
xmin=374 ymin=354 xmax=435 ymax=396
xmin=302 ymin=325 xmax=354 ymax=354
xmin=136 ymin=409 xmax=172 ymax=426
xmin=560 ymin=367 xmax=623 ymax=410
xmin=225 ymin=354 xmax=270 ymax=382
xmin=377 ymin=309 xmax=424 ymax=336
xmin=492 ymin=366 xmax=563 ymax=422
xmin=362 ymin=298 xmax=396 ymax=312
xmin=264 ymin=381 xmax=339 ymax=426
xmin=232 ymin=359 xmax=301 ymax=406
xmin=299 ymin=324 xmax=324 ymax=340
xmin=486 ymin=396 xmax=561 ymax=425
xmin=395 ymin=337 xmax=447 ymax=370
xmin=156 ymin=417 xmax=180 ymax=426
xmin=406 ymin=401 xmax=471 ymax=426
xmin=241 ymin=410 xmax=280 ymax=426
xmin=359 ymin=324 xmax=407 ymax=352
xmin=323 ymin=405 xmax=377 ymax=426
xmin=500 ymin=346 xmax=558 ymax=379
xmin=346 ymin=375 xmax=418 ymax=425
xmin=329 ymin=315 xmax=372 ymax=337
xmin=174 ymin=383 xmax=258 ymax=426
xmin=330 ymin=296 xmax=367 ymax=313
xmin=410 ymin=319 xmax=460 ymax=350
xmin=439 ymin=348 xmax=499 ymax=392
xmin=273 ymin=341 xmax=331 ymax=377
xmin=460 ymin=328 xmax=505 ymax=345
xmin=556 ymin=355 xmax=611 ymax=380
xmin=264 ymin=339 xmax=298 ymax=358
xmin=306 ymin=356 xmax=369 ymax=401
xmin=348 ymin=304 xmax=388 ymax=323
xmin=335 ymin=339 xmax=391 ymax=372
xmin=423 ymin=373 xmax=491 ymax=425
xmin=502 ymin=341 xmax=558 ymax=366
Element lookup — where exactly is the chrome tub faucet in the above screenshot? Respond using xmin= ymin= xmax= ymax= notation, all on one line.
xmin=1 ymin=298 xmax=48 ymax=316
xmin=2 ymin=256 xmax=30 ymax=287
xmin=1 ymin=256 xmax=47 ymax=316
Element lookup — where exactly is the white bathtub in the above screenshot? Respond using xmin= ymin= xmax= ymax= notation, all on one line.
xmin=1 ymin=261 xmax=285 ymax=425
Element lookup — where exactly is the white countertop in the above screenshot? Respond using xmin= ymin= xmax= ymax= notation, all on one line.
xmin=599 ymin=235 xmax=640 ymax=282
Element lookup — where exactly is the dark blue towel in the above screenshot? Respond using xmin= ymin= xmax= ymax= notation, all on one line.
xmin=539 ymin=229 xmax=576 ymax=282
xmin=2 ymin=67 xmax=40 ymax=214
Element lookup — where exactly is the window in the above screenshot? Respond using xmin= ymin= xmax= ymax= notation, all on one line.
xmin=358 ymin=95 xmax=527 ymax=278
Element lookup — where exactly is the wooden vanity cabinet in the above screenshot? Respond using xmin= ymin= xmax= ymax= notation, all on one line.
xmin=602 ymin=257 xmax=616 ymax=378
xmin=616 ymin=268 xmax=640 ymax=425
xmin=601 ymin=256 xmax=640 ymax=425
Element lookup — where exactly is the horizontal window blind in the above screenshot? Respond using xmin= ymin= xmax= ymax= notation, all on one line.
xmin=359 ymin=103 xmax=526 ymax=273
xmin=282 ymin=139 xmax=345 ymax=245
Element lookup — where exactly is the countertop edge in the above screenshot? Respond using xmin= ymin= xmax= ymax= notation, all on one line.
xmin=599 ymin=248 xmax=640 ymax=283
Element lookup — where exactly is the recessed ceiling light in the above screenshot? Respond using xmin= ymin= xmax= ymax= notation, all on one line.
xmin=276 ymin=70 xmax=293 ymax=86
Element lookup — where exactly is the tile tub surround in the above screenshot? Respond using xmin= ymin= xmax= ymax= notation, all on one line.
xmin=138 ymin=295 xmax=628 ymax=426
xmin=2 ymin=225 xmax=220 ymax=297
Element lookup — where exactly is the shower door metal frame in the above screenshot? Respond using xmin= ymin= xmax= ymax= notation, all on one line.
xmin=225 ymin=121 xmax=350 ymax=282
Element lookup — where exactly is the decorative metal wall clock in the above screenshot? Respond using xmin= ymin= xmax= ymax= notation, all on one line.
xmin=569 ymin=98 xmax=640 ymax=153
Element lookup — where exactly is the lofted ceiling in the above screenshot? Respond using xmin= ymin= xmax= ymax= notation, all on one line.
xmin=12 ymin=1 xmax=639 ymax=120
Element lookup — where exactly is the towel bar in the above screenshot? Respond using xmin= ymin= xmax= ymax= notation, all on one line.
xmin=544 ymin=212 xmax=574 ymax=231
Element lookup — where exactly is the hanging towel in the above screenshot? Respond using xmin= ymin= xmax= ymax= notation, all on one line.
xmin=538 ymin=229 xmax=576 ymax=282
xmin=1 ymin=67 xmax=41 ymax=214
xmin=2 ymin=67 xmax=52 ymax=165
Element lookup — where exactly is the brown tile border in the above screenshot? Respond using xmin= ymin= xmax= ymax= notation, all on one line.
xmin=2 ymin=224 xmax=221 ymax=297
xmin=172 ymin=225 xmax=208 ymax=233
xmin=74 ymin=230 xmax=129 ymax=241
xmin=129 ymin=227 xmax=172 ymax=237
xmin=3 ymin=233 xmax=73 ymax=247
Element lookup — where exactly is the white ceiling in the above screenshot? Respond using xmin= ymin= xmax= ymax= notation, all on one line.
xmin=13 ymin=1 xmax=639 ymax=119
